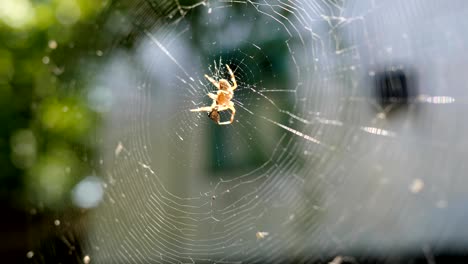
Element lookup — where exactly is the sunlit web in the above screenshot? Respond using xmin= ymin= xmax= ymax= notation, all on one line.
xmin=72 ymin=0 xmax=468 ymax=263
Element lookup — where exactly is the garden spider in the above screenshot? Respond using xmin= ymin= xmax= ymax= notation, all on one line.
xmin=190 ymin=64 xmax=237 ymax=125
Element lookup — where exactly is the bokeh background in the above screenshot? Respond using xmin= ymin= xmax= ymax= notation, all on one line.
xmin=3 ymin=0 xmax=468 ymax=263
xmin=0 ymin=0 xmax=105 ymax=261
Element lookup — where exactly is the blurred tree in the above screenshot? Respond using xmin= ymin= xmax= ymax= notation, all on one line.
xmin=0 ymin=0 xmax=107 ymax=210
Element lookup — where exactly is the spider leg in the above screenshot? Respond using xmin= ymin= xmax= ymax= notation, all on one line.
xmin=217 ymin=102 xmax=236 ymax=125
xmin=190 ymin=106 xmax=213 ymax=112
xmin=227 ymin=102 xmax=236 ymax=124
xmin=214 ymin=105 xmax=229 ymax=112
xmin=204 ymin=74 xmax=219 ymax=89
xmin=226 ymin=64 xmax=237 ymax=90
xmin=191 ymin=93 xmax=217 ymax=112
xmin=207 ymin=92 xmax=217 ymax=100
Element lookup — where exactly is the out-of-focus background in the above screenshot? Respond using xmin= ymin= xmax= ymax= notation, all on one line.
xmin=0 ymin=0 xmax=104 ymax=261
xmin=3 ymin=0 xmax=468 ymax=263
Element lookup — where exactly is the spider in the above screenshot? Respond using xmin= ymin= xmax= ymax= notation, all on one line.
xmin=190 ymin=64 xmax=237 ymax=125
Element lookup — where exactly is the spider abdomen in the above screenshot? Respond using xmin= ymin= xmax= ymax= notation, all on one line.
xmin=216 ymin=92 xmax=232 ymax=105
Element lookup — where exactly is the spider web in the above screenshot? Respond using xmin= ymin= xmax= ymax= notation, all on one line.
xmin=61 ymin=0 xmax=468 ymax=263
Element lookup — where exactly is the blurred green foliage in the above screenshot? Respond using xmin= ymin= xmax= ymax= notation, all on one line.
xmin=0 ymin=0 xmax=107 ymax=209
